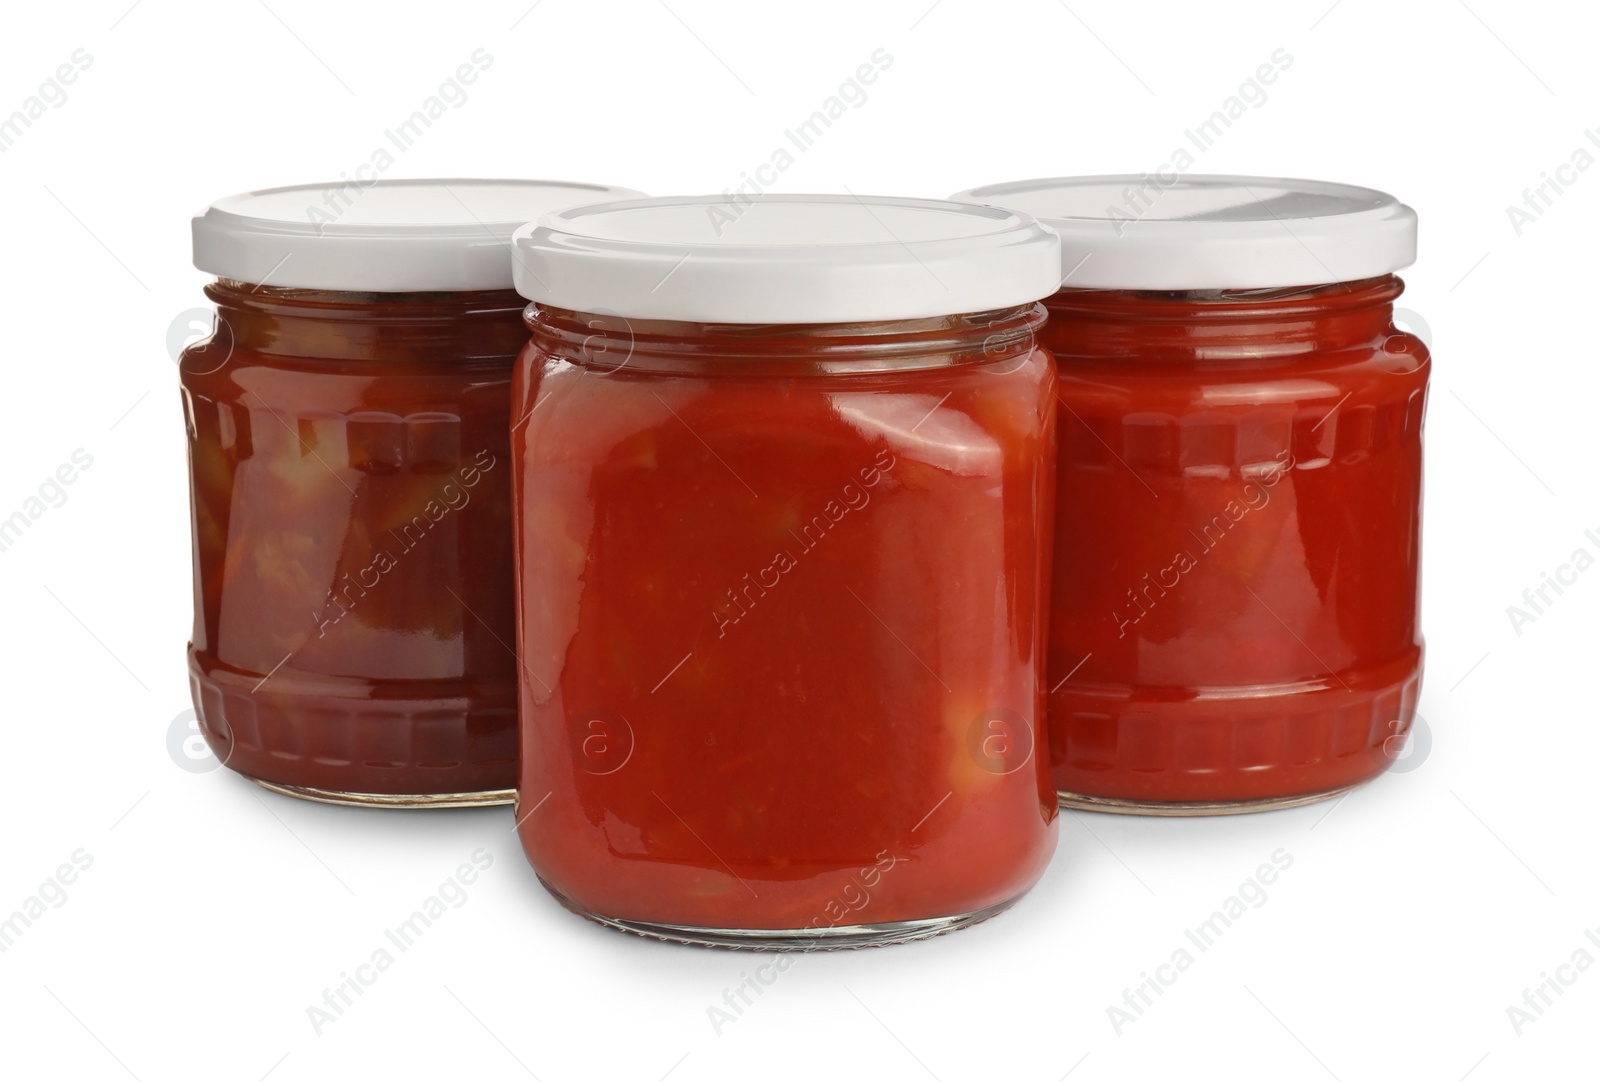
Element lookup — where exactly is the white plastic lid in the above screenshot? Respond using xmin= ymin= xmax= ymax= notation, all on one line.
xmin=951 ymin=175 xmax=1417 ymax=291
xmin=511 ymin=194 xmax=1062 ymax=323
xmin=193 ymin=178 xmax=646 ymax=292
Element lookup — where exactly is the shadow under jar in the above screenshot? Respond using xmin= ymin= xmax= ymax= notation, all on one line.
xmin=508 ymin=194 xmax=1064 ymax=947
xmin=181 ymin=178 xmax=642 ymax=807
xmin=954 ymin=175 xmax=1429 ymax=815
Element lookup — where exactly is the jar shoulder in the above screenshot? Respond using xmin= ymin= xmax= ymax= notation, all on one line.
xmin=514 ymin=346 xmax=1058 ymax=474
xmin=1055 ymin=340 xmax=1429 ymax=412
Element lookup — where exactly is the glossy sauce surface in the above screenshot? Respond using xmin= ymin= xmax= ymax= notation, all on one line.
xmin=181 ymin=282 xmax=524 ymax=796
xmin=1043 ymin=276 xmax=1428 ymax=805
xmin=513 ymin=305 xmax=1059 ymax=930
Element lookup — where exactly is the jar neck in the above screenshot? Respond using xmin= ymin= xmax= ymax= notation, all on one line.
xmin=1041 ymin=275 xmax=1404 ymax=363
xmin=205 ymin=279 xmax=529 ymax=366
xmin=527 ymin=303 xmax=1047 ymax=376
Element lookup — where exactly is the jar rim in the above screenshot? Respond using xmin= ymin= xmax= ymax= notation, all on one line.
xmin=526 ymin=302 xmax=1046 ymax=375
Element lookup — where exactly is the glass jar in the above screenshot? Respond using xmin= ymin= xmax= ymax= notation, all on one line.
xmin=955 ymin=176 xmax=1428 ymax=814
xmin=181 ymin=178 xmax=642 ymax=807
xmin=508 ymin=194 xmax=1063 ymax=947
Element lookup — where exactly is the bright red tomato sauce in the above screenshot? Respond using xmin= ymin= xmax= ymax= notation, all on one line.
xmin=1042 ymin=276 xmax=1428 ymax=809
xmin=181 ymin=282 xmax=524 ymax=800
xmin=512 ymin=304 xmax=1058 ymax=931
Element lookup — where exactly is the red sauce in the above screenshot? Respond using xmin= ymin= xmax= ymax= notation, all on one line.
xmin=512 ymin=304 xmax=1058 ymax=932
xmin=1042 ymin=276 xmax=1428 ymax=809
xmin=181 ymin=281 xmax=525 ymax=800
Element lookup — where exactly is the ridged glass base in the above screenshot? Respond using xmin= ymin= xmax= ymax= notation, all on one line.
xmin=1058 ymin=781 xmax=1360 ymax=817
xmin=540 ymin=877 xmax=1021 ymax=950
xmin=246 ymin=775 xmax=515 ymax=809
xmin=191 ymin=648 xmax=518 ymax=804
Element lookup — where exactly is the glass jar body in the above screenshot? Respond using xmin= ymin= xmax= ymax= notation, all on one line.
xmin=1043 ymin=276 xmax=1428 ymax=813
xmin=179 ymin=282 xmax=525 ymax=806
xmin=512 ymin=305 xmax=1059 ymax=947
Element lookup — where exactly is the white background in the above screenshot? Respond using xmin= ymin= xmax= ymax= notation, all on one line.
xmin=1 ymin=1 xmax=1593 ymax=1079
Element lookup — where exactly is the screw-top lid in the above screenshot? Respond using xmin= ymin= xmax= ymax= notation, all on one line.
xmin=193 ymin=178 xmax=646 ymax=292
xmin=510 ymin=194 xmax=1063 ymax=323
xmin=951 ymin=175 xmax=1417 ymax=291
